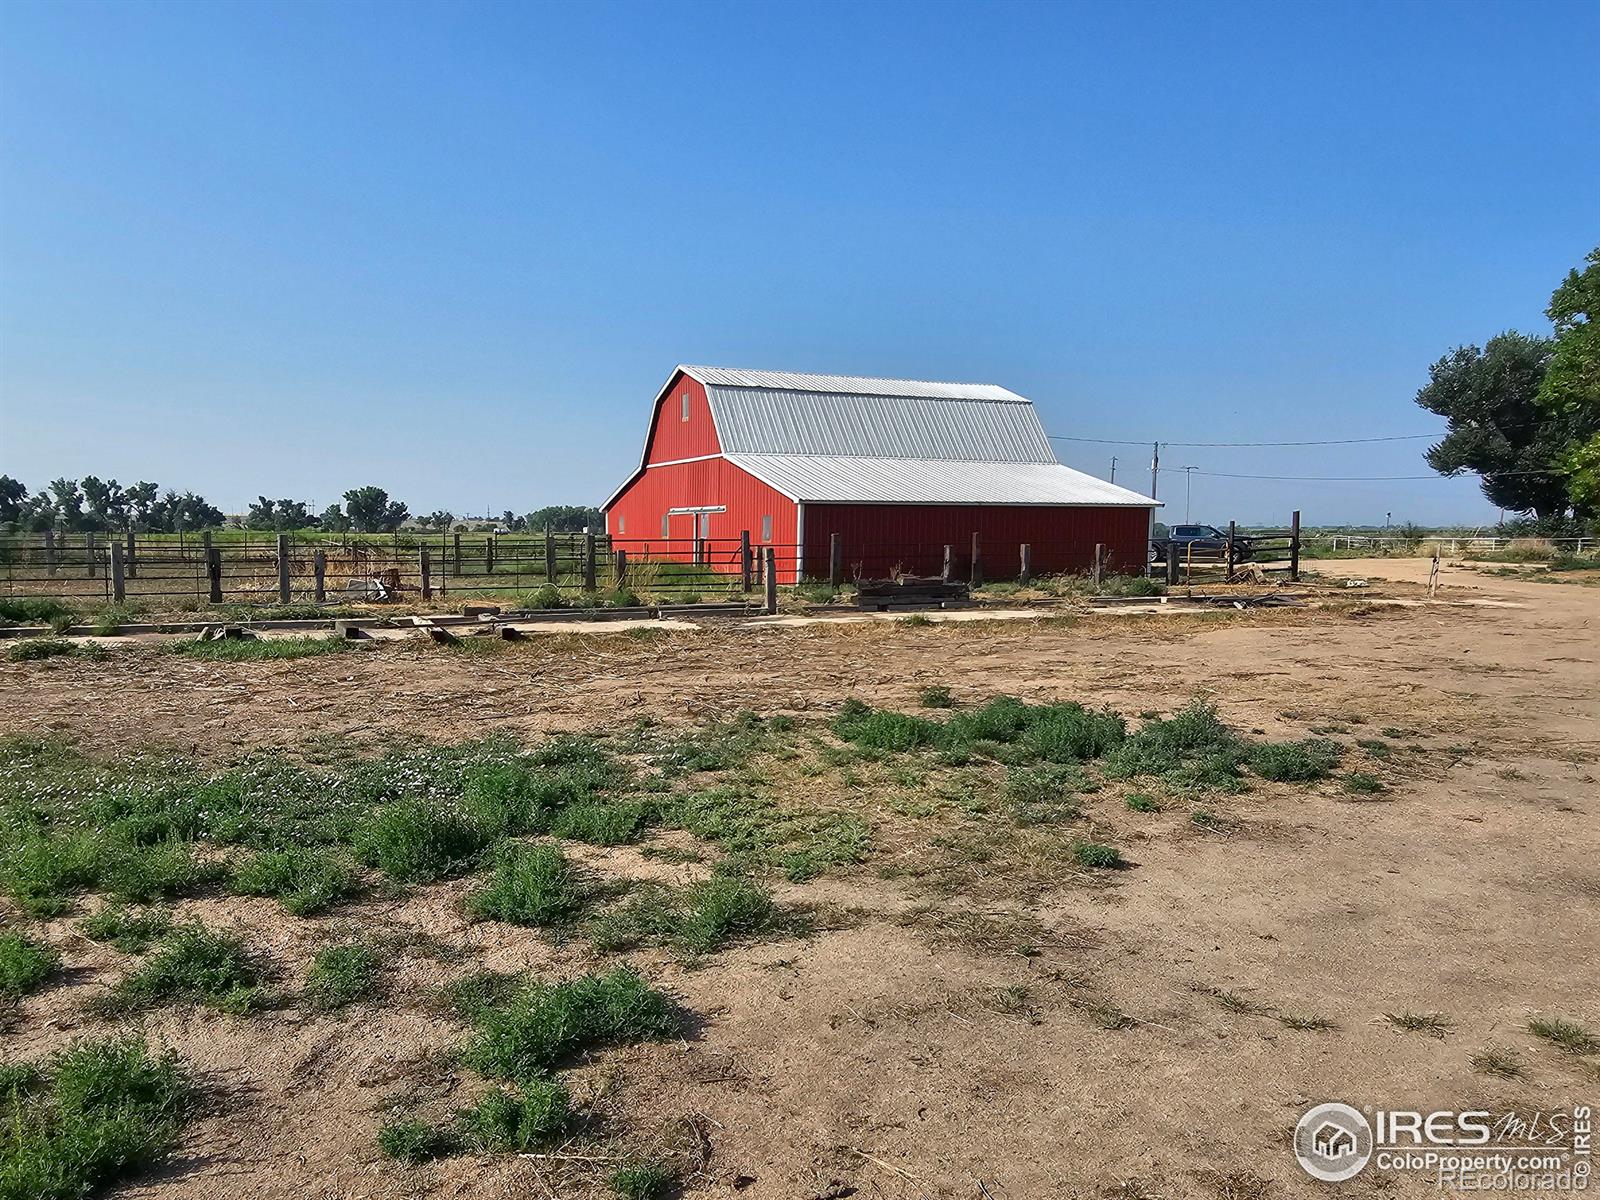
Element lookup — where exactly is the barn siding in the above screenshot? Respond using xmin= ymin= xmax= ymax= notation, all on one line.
xmin=642 ymin=372 xmax=719 ymax=465
xmin=606 ymin=457 xmax=801 ymax=580
xmin=800 ymin=504 xmax=1150 ymax=580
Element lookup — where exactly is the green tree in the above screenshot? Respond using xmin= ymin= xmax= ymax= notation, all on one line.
xmin=342 ymin=486 xmax=409 ymax=533
xmin=1415 ymin=333 xmax=1577 ymax=518
xmin=46 ymin=479 xmax=86 ymax=530
xmin=524 ymin=505 xmax=604 ymax=532
xmin=0 ymin=476 xmax=26 ymax=526
xmin=1540 ymin=245 xmax=1600 ymax=515
xmin=318 ymin=504 xmax=351 ymax=532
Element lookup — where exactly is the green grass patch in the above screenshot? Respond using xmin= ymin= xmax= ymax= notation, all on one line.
xmin=548 ymin=801 xmax=651 ymax=845
xmin=462 ymin=965 xmax=680 ymax=1080
xmin=1528 ymin=1015 xmax=1599 ymax=1056
xmin=96 ymin=922 xmax=268 ymax=1015
xmin=6 ymin=638 xmax=98 ymax=663
xmin=0 ymin=597 xmax=76 ymax=630
xmin=1245 ymin=738 xmax=1342 ymax=782
xmin=1470 ymin=1045 xmax=1527 ymax=1080
xmin=1342 ymin=772 xmax=1387 ymax=795
xmin=377 ymin=1117 xmax=457 ymax=1162
xmin=1125 ymin=793 xmax=1161 ymax=813
xmin=1103 ymin=702 xmax=1246 ymax=792
xmin=231 ymin=845 xmax=359 ymax=915
xmin=352 ymin=800 xmax=489 ymax=883
xmin=1385 ymin=1010 xmax=1452 ymax=1038
xmin=610 ymin=1160 xmax=676 ymax=1199
xmin=168 ymin=636 xmax=350 ymax=662
xmin=456 ymin=1078 xmax=571 ymax=1151
xmin=0 ymin=930 xmax=60 ymax=998
xmin=918 ymin=685 xmax=954 ymax=708
xmin=79 ymin=905 xmax=174 ymax=954
xmin=1356 ymin=737 xmax=1392 ymax=759
xmin=589 ymin=875 xmax=786 ymax=956
xmin=833 ymin=696 xmax=1125 ymax=764
xmin=467 ymin=843 xmax=585 ymax=928
xmin=0 ymin=1035 xmax=191 ymax=1200
xmin=1070 ymin=840 xmax=1124 ymax=870
xmin=304 ymin=942 xmax=383 ymax=1011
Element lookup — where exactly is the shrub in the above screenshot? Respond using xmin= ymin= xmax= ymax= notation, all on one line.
xmin=462 ymin=966 xmax=680 ymax=1080
xmin=0 ymin=930 xmax=60 ymax=998
xmin=520 ymin=585 xmax=565 ymax=610
xmin=79 ymin=906 xmax=174 ymax=954
xmin=1246 ymin=738 xmax=1342 ymax=782
xmin=0 ymin=1036 xmax=191 ymax=1200
xmin=304 ymin=943 xmax=383 ymax=1011
xmin=97 ymin=922 xmax=267 ymax=1015
xmin=377 ymin=1118 xmax=457 ymax=1162
xmin=0 ymin=597 xmax=76 ymax=629
xmin=610 ymin=1160 xmax=675 ymax=1200
xmin=1071 ymin=840 xmax=1124 ymax=870
xmin=351 ymin=800 xmax=487 ymax=883
xmin=7 ymin=638 xmax=84 ymax=662
xmin=467 ymin=843 xmax=585 ymax=928
xmin=231 ymin=846 xmax=358 ymax=915
xmin=548 ymin=801 xmax=651 ymax=846
xmin=1125 ymin=793 xmax=1161 ymax=813
xmin=918 ymin=685 xmax=954 ymax=708
xmin=1342 ymin=772 xmax=1387 ymax=795
xmin=1103 ymin=702 xmax=1246 ymax=792
xmin=456 ymin=1078 xmax=571 ymax=1151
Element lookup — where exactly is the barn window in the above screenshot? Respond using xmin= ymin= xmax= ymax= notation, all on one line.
xmin=761 ymin=514 xmax=773 ymax=543
xmin=681 ymin=392 xmax=690 ymax=422
xmin=616 ymin=514 xmax=625 ymax=534
xmin=661 ymin=513 xmax=670 ymax=538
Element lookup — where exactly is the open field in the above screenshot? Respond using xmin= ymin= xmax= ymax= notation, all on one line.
xmin=1 ymin=559 xmax=1595 ymax=1199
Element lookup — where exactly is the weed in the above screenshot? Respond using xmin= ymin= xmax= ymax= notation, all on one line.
xmin=168 ymin=636 xmax=349 ymax=662
xmin=1246 ymin=738 xmax=1342 ymax=782
xmin=97 ymin=922 xmax=268 ymax=1015
xmin=0 ymin=930 xmax=60 ymax=998
xmin=0 ymin=828 xmax=103 ymax=916
xmin=0 ymin=597 xmax=76 ymax=629
xmin=442 ymin=969 xmax=526 ymax=1019
xmin=918 ymin=685 xmax=955 ymax=708
xmin=1003 ymin=764 xmax=1088 ymax=824
xmin=1356 ymin=738 xmax=1392 ymax=759
xmin=610 ymin=1160 xmax=675 ymax=1199
xmin=1073 ymin=997 xmax=1135 ymax=1030
xmin=1278 ymin=1013 xmax=1336 ymax=1031
xmin=1097 ymin=574 xmax=1164 ymax=597
xmin=79 ymin=906 xmax=174 ymax=954
xmin=377 ymin=1118 xmax=457 ymax=1162
xmin=1528 ymin=1015 xmax=1599 ymax=1056
xmin=468 ymin=843 xmax=585 ymax=928
xmin=231 ymin=846 xmax=358 ymax=915
xmin=462 ymin=966 xmax=679 ymax=1080
xmin=0 ymin=1035 xmax=191 ymax=1200
xmin=1070 ymin=840 xmax=1124 ymax=870
xmin=591 ymin=875 xmax=784 ymax=956
xmin=1104 ymin=702 xmax=1245 ymax=792
xmin=899 ymin=613 xmax=933 ymax=627
xmin=304 ymin=943 xmax=383 ymax=1011
xmin=1203 ymin=987 xmax=1267 ymax=1015
xmin=1471 ymin=1046 xmax=1527 ymax=1081
xmin=6 ymin=638 xmax=90 ymax=663
xmin=456 ymin=1078 xmax=571 ymax=1151
xmin=1385 ymin=1011 xmax=1452 ymax=1038
xmin=100 ymin=838 xmax=223 ymax=904
xmin=549 ymin=801 xmax=651 ymax=845
xmin=1342 ymin=772 xmax=1387 ymax=795
xmin=1125 ymin=793 xmax=1161 ymax=813
xmin=352 ymin=800 xmax=487 ymax=883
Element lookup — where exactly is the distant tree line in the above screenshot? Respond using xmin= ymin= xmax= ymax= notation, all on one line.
xmin=1418 ymin=244 xmax=1599 ymax=529
xmin=2 ymin=476 xmax=605 ymax=537
xmin=0 ymin=475 xmax=225 ymax=532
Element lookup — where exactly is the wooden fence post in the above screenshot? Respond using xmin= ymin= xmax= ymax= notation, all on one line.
xmin=1289 ymin=511 xmax=1301 ymax=582
xmin=1166 ymin=548 xmax=1180 ymax=586
xmin=544 ymin=527 xmax=556 ymax=584
xmin=740 ymin=531 xmax=752 ymax=592
xmin=1092 ymin=543 xmax=1105 ymax=588
xmin=110 ymin=542 xmax=126 ymax=603
xmin=452 ymin=532 xmax=462 ymax=578
xmin=584 ymin=530 xmax=597 ymax=591
xmin=43 ymin=528 xmax=56 ymax=576
xmin=485 ymin=535 xmax=495 ymax=576
xmin=125 ymin=530 xmax=138 ymax=579
xmin=969 ymin=533 xmax=982 ymax=587
xmin=420 ymin=547 xmax=432 ymax=600
xmin=86 ymin=531 xmax=97 ymax=578
xmin=277 ymin=534 xmax=291 ymax=604
xmin=1019 ymin=543 xmax=1031 ymax=584
xmin=764 ymin=546 xmax=778 ymax=614
xmin=614 ymin=549 xmax=627 ymax=586
xmin=829 ymin=532 xmax=843 ymax=586
xmin=1226 ymin=521 xmax=1237 ymax=577
xmin=207 ymin=547 xmax=223 ymax=603
xmin=314 ymin=550 xmax=327 ymax=603
xmin=941 ymin=545 xmax=953 ymax=584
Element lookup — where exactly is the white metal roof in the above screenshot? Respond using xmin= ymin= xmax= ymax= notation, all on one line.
xmin=704 ymin=386 xmax=1055 ymax=461
xmin=727 ymin=454 xmax=1159 ymax=507
xmin=681 ymin=365 xmax=1025 ymax=402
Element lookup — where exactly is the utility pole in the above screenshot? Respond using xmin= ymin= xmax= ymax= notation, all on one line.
xmin=1149 ymin=442 xmax=1160 ymax=500
xmin=1182 ymin=466 xmax=1197 ymax=522
xmin=1109 ymin=455 xmax=1117 ymax=484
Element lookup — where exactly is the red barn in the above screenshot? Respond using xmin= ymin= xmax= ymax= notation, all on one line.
xmin=603 ymin=365 xmax=1160 ymax=583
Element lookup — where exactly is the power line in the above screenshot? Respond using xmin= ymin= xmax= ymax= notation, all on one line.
xmin=1158 ymin=466 xmax=1563 ymax=482
xmin=1050 ymin=433 xmax=1439 ymax=447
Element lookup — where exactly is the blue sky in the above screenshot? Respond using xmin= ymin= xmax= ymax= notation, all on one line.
xmin=2 ymin=0 xmax=1596 ymax=526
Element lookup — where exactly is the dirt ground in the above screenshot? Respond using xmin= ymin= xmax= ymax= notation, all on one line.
xmin=3 ymin=558 xmax=1597 ymax=1199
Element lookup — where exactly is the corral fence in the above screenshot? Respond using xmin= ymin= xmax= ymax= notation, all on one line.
xmin=2 ymin=515 xmax=1303 ymax=615
xmin=1311 ymin=534 xmax=1596 ymax=555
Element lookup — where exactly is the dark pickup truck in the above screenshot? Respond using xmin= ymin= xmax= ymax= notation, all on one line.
xmin=1151 ymin=524 xmax=1255 ymax=564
